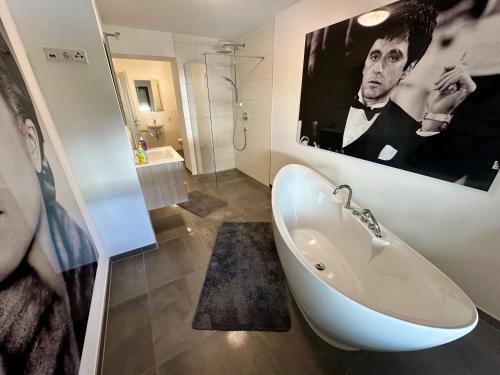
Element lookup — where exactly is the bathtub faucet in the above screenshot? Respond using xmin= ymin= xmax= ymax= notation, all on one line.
xmin=333 ymin=185 xmax=352 ymax=210
xmin=361 ymin=209 xmax=382 ymax=238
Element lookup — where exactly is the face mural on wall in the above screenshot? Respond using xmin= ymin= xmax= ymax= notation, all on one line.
xmin=0 ymin=22 xmax=98 ymax=374
xmin=298 ymin=0 xmax=500 ymax=191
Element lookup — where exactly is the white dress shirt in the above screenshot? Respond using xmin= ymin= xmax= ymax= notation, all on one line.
xmin=342 ymin=90 xmax=440 ymax=151
xmin=342 ymin=91 xmax=389 ymax=148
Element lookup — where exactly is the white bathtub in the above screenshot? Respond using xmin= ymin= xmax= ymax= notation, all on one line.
xmin=271 ymin=164 xmax=477 ymax=351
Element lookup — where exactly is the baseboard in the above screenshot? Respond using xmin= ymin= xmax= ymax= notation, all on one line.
xmin=110 ymin=243 xmax=158 ymax=262
xmin=478 ymin=308 xmax=500 ymax=331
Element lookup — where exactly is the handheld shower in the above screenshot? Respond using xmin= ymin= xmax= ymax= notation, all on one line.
xmin=223 ymin=75 xmax=237 ymax=89
xmin=222 ymin=76 xmax=242 ymax=106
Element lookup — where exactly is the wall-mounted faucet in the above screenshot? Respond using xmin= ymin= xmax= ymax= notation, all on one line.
xmin=333 ymin=184 xmax=352 ymax=210
xmin=361 ymin=209 xmax=382 ymax=238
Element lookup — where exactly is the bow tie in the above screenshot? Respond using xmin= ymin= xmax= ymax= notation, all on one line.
xmin=351 ymin=97 xmax=385 ymax=121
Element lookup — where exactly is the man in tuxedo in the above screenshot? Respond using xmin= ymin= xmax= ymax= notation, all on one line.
xmin=301 ymin=1 xmax=477 ymax=170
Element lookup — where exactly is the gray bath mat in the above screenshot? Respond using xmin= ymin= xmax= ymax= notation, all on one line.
xmin=192 ymin=222 xmax=290 ymax=331
xmin=178 ymin=190 xmax=227 ymax=218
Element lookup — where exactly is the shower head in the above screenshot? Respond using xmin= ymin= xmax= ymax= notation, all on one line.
xmin=214 ymin=49 xmax=233 ymax=55
xmin=222 ymin=43 xmax=245 ymax=49
xmin=214 ymin=42 xmax=245 ymax=55
xmin=222 ymin=76 xmax=241 ymax=105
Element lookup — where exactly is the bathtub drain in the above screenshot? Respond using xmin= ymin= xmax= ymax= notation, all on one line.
xmin=314 ymin=262 xmax=326 ymax=271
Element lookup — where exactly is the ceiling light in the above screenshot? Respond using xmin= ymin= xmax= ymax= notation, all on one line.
xmin=357 ymin=10 xmax=390 ymax=27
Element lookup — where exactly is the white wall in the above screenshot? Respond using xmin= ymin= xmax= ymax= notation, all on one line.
xmin=6 ymin=0 xmax=156 ymax=257
xmin=235 ymin=21 xmax=274 ymax=185
xmin=113 ymin=58 xmax=183 ymax=149
xmin=272 ymin=0 xmax=500 ymax=319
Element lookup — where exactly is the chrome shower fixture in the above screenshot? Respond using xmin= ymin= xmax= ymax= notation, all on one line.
xmin=214 ymin=49 xmax=233 ymax=55
xmin=104 ymin=31 xmax=121 ymax=39
xmin=213 ymin=43 xmax=245 ymax=55
xmin=200 ymin=42 xmax=263 ymax=152
xmin=222 ymin=43 xmax=246 ymax=50
xmin=222 ymin=76 xmax=237 ymax=89
xmin=222 ymin=76 xmax=242 ymax=106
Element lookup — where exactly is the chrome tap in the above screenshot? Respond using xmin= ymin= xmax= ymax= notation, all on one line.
xmin=361 ymin=209 xmax=382 ymax=238
xmin=333 ymin=185 xmax=352 ymax=210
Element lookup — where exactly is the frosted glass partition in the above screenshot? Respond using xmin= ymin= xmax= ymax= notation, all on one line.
xmin=184 ymin=61 xmax=216 ymax=174
xmin=184 ymin=55 xmax=235 ymax=178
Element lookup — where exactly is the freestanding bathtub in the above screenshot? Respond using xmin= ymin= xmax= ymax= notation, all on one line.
xmin=271 ymin=164 xmax=478 ymax=351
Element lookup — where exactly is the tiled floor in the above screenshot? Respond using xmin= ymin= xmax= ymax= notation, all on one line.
xmin=101 ymin=168 xmax=500 ymax=375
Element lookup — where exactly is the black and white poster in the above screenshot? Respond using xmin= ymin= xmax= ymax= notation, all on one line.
xmin=0 ymin=21 xmax=98 ymax=374
xmin=298 ymin=0 xmax=500 ymax=191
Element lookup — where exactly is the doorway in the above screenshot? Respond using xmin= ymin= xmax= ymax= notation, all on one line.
xmin=111 ymin=54 xmax=194 ymax=173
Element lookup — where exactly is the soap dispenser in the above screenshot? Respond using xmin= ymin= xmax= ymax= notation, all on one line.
xmin=139 ymin=137 xmax=148 ymax=151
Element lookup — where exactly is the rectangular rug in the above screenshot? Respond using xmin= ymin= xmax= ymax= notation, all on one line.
xmin=192 ymin=222 xmax=290 ymax=331
xmin=178 ymin=190 xmax=227 ymax=218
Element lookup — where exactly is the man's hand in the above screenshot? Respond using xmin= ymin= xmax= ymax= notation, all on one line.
xmin=426 ymin=63 xmax=477 ymax=115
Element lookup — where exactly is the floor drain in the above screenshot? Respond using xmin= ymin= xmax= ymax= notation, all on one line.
xmin=315 ymin=262 xmax=325 ymax=271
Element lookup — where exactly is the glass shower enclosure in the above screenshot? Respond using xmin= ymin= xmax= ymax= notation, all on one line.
xmin=183 ymin=52 xmax=236 ymax=180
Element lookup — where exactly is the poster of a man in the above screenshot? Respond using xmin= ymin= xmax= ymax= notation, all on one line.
xmin=0 ymin=22 xmax=98 ymax=374
xmin=298 ymin=0 xmax=500 ymax=191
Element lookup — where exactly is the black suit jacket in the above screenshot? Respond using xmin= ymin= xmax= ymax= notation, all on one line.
xmin=318 ymin=100 xmax=423 ymax=169
xmin=406 ymin=74 xmax=500 ymax=190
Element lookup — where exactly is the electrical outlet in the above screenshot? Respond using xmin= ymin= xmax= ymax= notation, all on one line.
xmin=73 ymin=49 xmax=88 ymax=63
xmin=43 ymin=47 xmax=88 ymax=63
xmin=43 ymin=48 xmax=59 ymax=61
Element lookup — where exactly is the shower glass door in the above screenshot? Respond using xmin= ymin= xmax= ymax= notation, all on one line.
xmin=184 ymin=61 xmax=217 ymax=176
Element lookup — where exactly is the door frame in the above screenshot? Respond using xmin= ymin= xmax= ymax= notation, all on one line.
xmin=111 ymin=53 xmax=197 ymax=174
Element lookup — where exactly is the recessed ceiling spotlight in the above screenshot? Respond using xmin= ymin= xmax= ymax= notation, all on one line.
xmin=357 ymin=10 xmax=390 ymax=27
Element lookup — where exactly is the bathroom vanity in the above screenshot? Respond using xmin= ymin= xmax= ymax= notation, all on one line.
xmin=135 ymin=146 xmax=188 ymax=210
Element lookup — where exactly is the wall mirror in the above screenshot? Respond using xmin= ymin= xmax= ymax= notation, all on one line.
xmin=134 ymin=79 xmax=163 ymax=112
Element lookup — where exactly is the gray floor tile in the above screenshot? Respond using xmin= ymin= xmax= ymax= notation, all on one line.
xmin=346 ymin=353 xmax=393 ymax=375
xmin=197 ymin=224 xmax=221 ymax=251
xmin=149 ymin=270 xmax=213 ymax=364
xmin=188 ymin=204 xmax=239 ymax=231
xmin=140 ymin=368 xmax=157 ymax=375
xmin=102 ymin=294 xmax=155 ymax=375
xmin=213 ymin=169 xmax=248 ymax=185
xmin=144 ymin=233 xmax=210 ymax=290
xmin=225 ymin=191 xmax=271 ymax=217
xmin=215 ymin=180 xmax=256 ymax=200
xmin=376 ymin=320 xmax=500 ymax=375
xmin=237 ymin=207 xmax=273 ymax=222
xmin=109 ymin=254 xmax=147 ymax=306
xmin=151 ymin=213 xmax=196 ymax=243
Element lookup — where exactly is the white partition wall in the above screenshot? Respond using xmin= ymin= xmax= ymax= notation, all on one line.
xmin=6 ymin=0 xmax=156 ymax=257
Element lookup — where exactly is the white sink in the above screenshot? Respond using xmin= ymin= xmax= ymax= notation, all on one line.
xmin=135 ymin=146 xmax=183 ymax=167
